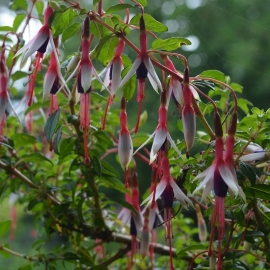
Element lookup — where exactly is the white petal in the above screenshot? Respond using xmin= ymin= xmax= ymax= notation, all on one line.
xmin=133 ymin=131 xmax=156 ymax=156
xmin=13 ymin=38 xmax=35 ymax=58
xmin=190 ymin=85 xmax=200 ymax=100
xmin=201 ymin=180 xmax=213 ymax=201
xmin=165 ymin=84 xmax=173 ymax=109
xmin=24 ymin=28 xmax=49 ymax=59
xmin=172 ymin=79 xmax=184 ymax=106
xmin=147 ymin=72 xmax=158 ymax=94
xmin=170 ymin=178 xmax=193 ymax=209
xmin=141 ymin=180 xmax=166 ymax=206
xmin=140 ymin=229 xmax=150 ymax=257
xmin=219 ymin=164 xmax=238 ymax=195
xmin=81 ymin=61 xmax=92 ymax=92
xmin=118 ymin=130 xmax=133 ymax=170
xmin=92 ymin=66 xmax=111 ymax=94
xmin=167 ymin=132 xmax=184 ymax=160
xmin=43 ymin=71 xmax=56 ymax=101
xmin=143 ymin=57 xmax=162 ymax=91
xmin=150 ymin=127 xmax=167 ymax=164
xmin=192 ymin=166 xmax=213 ymax=182
xmin=239 ymin=152 xmax=265 ymax=162
xmin=148 ymin=207 xmax=157 ymax=230
xmin=118 ymin=208 xmax=131 ymax=226
xmin=111 ymin=60 xmax=123 ymax=95
xmin=119 ymin=57 xmax=141 ymax=89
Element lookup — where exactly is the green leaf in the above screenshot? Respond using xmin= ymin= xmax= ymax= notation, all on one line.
xmin=0 ymin=26 xmax=13 ymax=31
xmin=91 ymin=156 xmax=102 ymax=176
xmin=59 ymin=138 xmax=75 ymax=163
xmin=151 ymin=37 xmax=191 ymax=51
xmin=53 ymin=126 xmax=62 ymax=155
xmin=51 ymin=9 xmax=76 ymax=37
xmin=239 ymin=162 xmax=256 ymax=186
xmin=10 ymin=0 xmax=27 ymax=11
xmin=20 ymin=153 xmax=53 ymax=166
xmin=44 ymin=109 xmax=61 ymax=143
xmin=0 ymin=244 xmax=11 ymax=258
xmin=132 ymin=132 xmax=151 ymax=147
xmin=11 ymin=70 xmax=29 ymax=82
xmin=106 ymin=4 xmax=135 ymax=14
xmin=97 ymin=36 xmax=118 ymax=66
xmin=35 ymin=1 xmax=44 ymax=18
xmin=63 ymin=252 xmax=79 ymax=260
xmin=197 ymin=70 xmax=225 ymax=83
xmin=136 ymin=0 xmax=147 ymax=7
xmin=130 ymin=14 xmax=167 ymax=33
xmin=121 ymin=66 xmax=136 ymax=101
xmin=11 ymin=133 xmax=37 ymax=148
xmin=62 ymin=22 xmax=81 ymax=43
xmin=177 ymin=244 xmax=206 ymax=258
xmin=0 ymin=220 xmax=12 ymax=238
xmin=13 ymin=13 xmax=26 ymax=31
xmin=249 ymin=184 xmax=270 ymax=200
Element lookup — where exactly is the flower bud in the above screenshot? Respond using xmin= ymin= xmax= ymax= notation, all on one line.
xmin=140 ymin=15 xmax=145 ymax=32
xmin=214 ymin=112 xmax=223 ymax=138
xmin=183 ymin=66 xmax=189 ymax=85
xmin=140 ymin=229 xmax=150 ymax=257
xmin=66 ymin=52 xmax=81 ymax=73
xmin=182 ymin=105 xmax=196 ymax=152
xmin=228 ymin=111 xmax=237 ymax=136
xmin=82 ymin=16 xmax=90 ymax=39
xmin=49 ymin=1 xmax=61 ymax=10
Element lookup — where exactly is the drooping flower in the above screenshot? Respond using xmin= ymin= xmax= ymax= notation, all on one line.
xmin=43 ymin=47 xmax=60 ymax=100
xmin=134 ymin=91 xmax=183 ymax=164
xmin=192 ymin=112 xmax=244 ymax=269
xmin=182 ymin=67 xmax=196 ymax=156
xmin=14 ymin=6 xmax=53 ymax=60
xmin=142 ymin=155 xmax=192 ymax=270
xmin=118 ymin=97 xmax=133 ymax=187
xmin=118 ymin=15 xmax=162 ymax=133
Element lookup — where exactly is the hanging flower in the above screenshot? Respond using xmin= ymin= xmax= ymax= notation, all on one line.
xmin=118 ymin=15 xmax=162 ymax=133
xmin=134 ymin=92 xmax=182 ymax=164
xmin=118 ymin=97 xmax=133 ymax=176
xmin=14 ymin=6 xmax=53 ymax=60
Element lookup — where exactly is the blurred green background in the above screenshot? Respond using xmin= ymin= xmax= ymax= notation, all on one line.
xmin=0 ymin=0 xmax=269 ymax=268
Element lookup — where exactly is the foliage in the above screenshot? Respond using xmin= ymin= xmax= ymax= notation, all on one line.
xmin=0 ymin=0 xmax=269 ymax=269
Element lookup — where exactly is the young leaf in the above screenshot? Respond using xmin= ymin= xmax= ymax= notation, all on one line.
xmin=44 ymin=109 xmax=61 ymax=143
xmin=197 ymin=70 xmax=225 ymax=83
xmin=151 ymin=37 xmax=191 ymax=51
xmin=136 ymin=0 xmax=147 ymax=7
xmin=62 ymin=22 xmax=81 ymax=43
xmin=0 ymin=220 xmax=12 ymax=237
xmin=21 ymin=153 xmax=53 ymax=166
xmin=249 ymin=184 xmax=270 ymax=200
xmin=130 ymin=14 xmax=167 ymax=33
xmin=106 ymin=4 xmax=135 ymax=14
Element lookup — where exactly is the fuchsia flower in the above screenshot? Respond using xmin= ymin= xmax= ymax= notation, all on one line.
xmin=192 ymin=112 xmax=245 ymax=269
xmin=118 ymin=97 xmax=133 ymax=183
xmin=119 ymin=15 xmax=162 ymax=133
xmin=43 ymin=49 xmax=60 ymax=100
xmin=134 ymin=92 xmax=182 ymax=164
xmin=14 ymin=6 xmax=53 ymax=60
xmin=182 ymin=67 xmax=196 ymax=156
xmin=142 ymin=155 xmax=192 ymax=270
